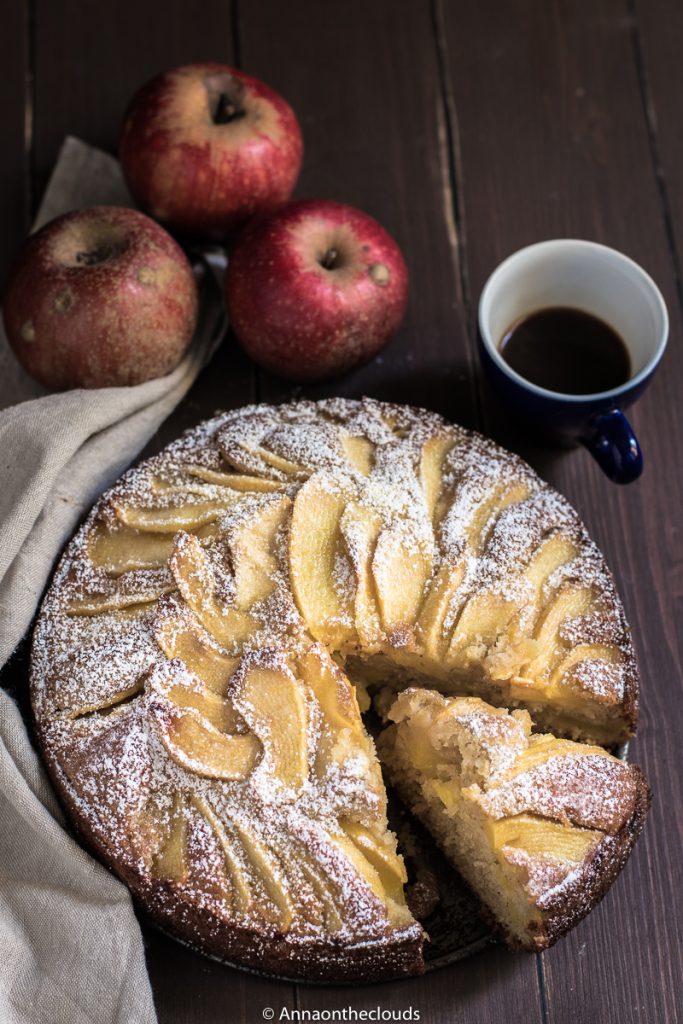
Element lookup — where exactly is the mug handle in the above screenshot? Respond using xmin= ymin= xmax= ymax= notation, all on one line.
xmin=581 ymin=408 xmax=643 ymax=484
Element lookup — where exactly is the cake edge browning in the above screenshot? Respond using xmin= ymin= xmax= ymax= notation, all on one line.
xmin=595 ymin=596 xmax=639 ymax=748
xmin=515 ymin=763 xmax=651 ymax=951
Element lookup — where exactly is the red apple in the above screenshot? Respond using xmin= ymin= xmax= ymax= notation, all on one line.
xmin=119 ymin=63 xmax=303 ymax=240
xmin=225 ymin=199 xmax=408 ymax=380
xmin=2 ymin=206 xmax=198 ymax=389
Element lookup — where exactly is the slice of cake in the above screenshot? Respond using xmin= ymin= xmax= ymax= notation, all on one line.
xmin=378 ymin=689 xmax=649 ymax=950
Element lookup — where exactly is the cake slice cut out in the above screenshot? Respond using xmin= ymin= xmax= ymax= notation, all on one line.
xmin=378 ymin=689 xmax=649 ymax=950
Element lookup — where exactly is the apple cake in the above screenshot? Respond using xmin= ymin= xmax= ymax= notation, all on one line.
xmin=31 ymin=398 xmax=646 ymax=981
xmin=378 ymin=689 xmax=649 ymax=950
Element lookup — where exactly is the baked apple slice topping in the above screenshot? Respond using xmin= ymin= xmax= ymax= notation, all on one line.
xmin=88 ymin=524 xmax=178 ymax=575
xmin=418 ymin=433 xmax=454 ymax=521
xmin=447 ymin=590 xmax=520 ymax=665
xmin=65 ymin=568 xmax=175 ymax=616
xmin=154 ymin=595 xmax=239 ymax=695
xmin=143 ymin=793 xmax=190 ymax=883
xmin=63 ymin=676 xmax=145 ymax=720
xmin=289 ymin=473 xmax=356 ymax=647
xmin=255 ymin=446 xmax=308 ymax=479
xmin=191 ymin=795 xmax=254 ymax=914
xmin=229 ymin=659 xmax=309 ymax=791
xmin=298 ymin=646 xmax=358 ymax=731
xmin=372 ymin=525 xmax=433 ymax=646
xmin=230 ymin=818 xmax=294 ymax=928
xmin=522 ymin=533 xmax=580 ymax=600
xmin=169 ymin=532 xmax=256 ymax=648
xmin=340 ymin=501 xmax=384 ymax=649
xmin=218 ymin=417 xmax=309 ymax=482
xmin=340 ymin=819 xmax=408 ymax=903
xmin=114 ymin=497 xmax=233 ymax=533
xmin=186 ymin=465 xmax=286 ymax=492
xmin=491 ymin=813 xmax=601 ymax=866
xmin=150 ymin=660 xmax=243 ymax=735
xmin=465 ymin=480 xmax=532 ymax=556
xmin=298 ymin=648 xmax=386 ymax=825
xmin=148 ymin=476 xmax=230 ymax=499
xmin=225 ymin=493 xmax=291 ymax=610
xmin=296 ymin=853 xmax=344 ymax=932
xmin=150 ymin=698 xmax=261 ymax=781
xmin=340 ymin=433 xmax=375 ymax=476
xmin=88 ymin=509 xmax=221 ymax=575
xmin=416 ymin=557 xmax=466 ymax=661
xmin=328 ymin=827 xmax=408 ymax=924
xmin=525 ymin=584 xmax=595 ymax=679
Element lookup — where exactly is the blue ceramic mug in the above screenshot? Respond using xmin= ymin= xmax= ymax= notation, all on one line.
xmin=478 ymin=239 xmax=668 ymax=483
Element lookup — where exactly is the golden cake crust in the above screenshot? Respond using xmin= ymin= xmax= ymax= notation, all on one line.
xmin=30 ymin=398 xmax=641 ymax=979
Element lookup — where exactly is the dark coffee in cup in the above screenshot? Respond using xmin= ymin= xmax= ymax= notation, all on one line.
xmin=499 ymin=307 xmax=632 ymax=395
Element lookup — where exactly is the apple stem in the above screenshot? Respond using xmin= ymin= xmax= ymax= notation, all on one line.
xmin=75 ymin=244 xmax=120 ymax=266
xmin=213 ymin=93 xmax=246 ymax=125
xmin=319 ymin=248 xmax=340 ymax=270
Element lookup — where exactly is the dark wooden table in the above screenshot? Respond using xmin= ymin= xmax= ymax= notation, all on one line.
xmin=2 ymin=2 xmax=682 ymax=1022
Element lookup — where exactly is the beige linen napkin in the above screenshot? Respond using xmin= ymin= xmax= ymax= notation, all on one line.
xmin=0 ymin=137 xmax=227 ymax=1023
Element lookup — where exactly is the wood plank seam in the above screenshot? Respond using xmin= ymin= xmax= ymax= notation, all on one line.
xmin=430 ymin=0 xmax=488 ymax=431
xmin=626 ymin=0 xmax=683 ymax=317
xmin=536 ymin=950 xmax=550 ymax=1024
xmin=230 ymin=0 xmax=264 ymax=405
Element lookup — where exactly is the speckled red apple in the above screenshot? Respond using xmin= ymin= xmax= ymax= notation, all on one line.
xmin=225 ymin=199 xmax=409 ymax=381
xmin=119 ymin=63 xmax=303 ymax=240
xmin=2 ymin=206 xmax=198 ymax=390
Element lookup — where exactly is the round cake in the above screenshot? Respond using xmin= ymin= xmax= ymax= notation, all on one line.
xmin=31 ymin=398 xmax=643 ymax=981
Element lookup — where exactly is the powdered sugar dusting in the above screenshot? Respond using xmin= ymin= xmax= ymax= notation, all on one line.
xmin=30 ymin=398 xmax=639 ymax=975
